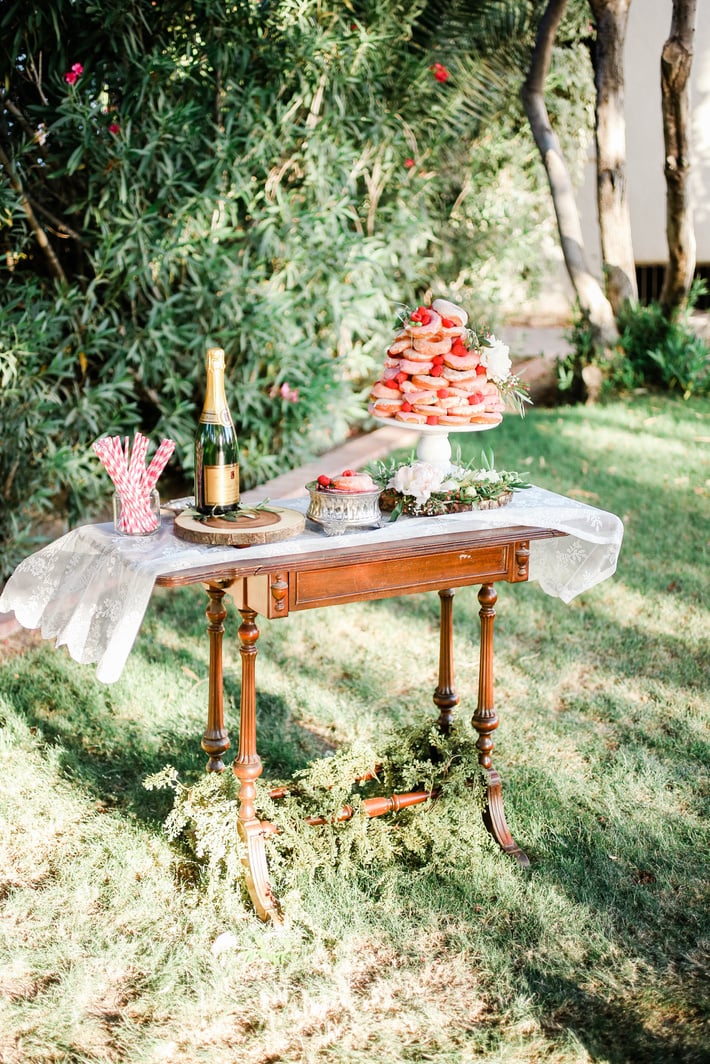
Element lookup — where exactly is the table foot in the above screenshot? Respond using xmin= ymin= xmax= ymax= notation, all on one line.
xmin=481 ymin=768 xmax=530 ymax=867
xmin=433 ymin=588 xmax=459 ymax=733
xmin=234 ymin=606 xmax=282 ymax=922
xmin=473 ymin=583 xmax=529 ymax=866
xmin=202 ymin=584 xmax=230 ymax=772
xmin=238 ymin=818 xmax=283 ymax=923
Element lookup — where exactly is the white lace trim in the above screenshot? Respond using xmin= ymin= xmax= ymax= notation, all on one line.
xmin=0 ymin=486 xmax=623 ymax=684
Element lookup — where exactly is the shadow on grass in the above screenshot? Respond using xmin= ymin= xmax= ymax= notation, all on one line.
xmin=0 ymin=638 xmax=334 ymax=826
xmin=530 ymin=972 xmax=704 ymax=1064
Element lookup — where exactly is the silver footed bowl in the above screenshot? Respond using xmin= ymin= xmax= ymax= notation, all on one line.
xmin=305 ymin=482 xmax=382 ymax=536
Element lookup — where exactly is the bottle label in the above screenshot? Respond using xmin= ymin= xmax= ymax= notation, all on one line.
xmin=199 ymin=409 xmax=233 ymax=427
xmin=203 ymin=464 xmax=239 ymax=506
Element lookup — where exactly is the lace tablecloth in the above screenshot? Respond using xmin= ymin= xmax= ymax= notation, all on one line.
xmin=0 ymin=486 xmax=623 ymax=684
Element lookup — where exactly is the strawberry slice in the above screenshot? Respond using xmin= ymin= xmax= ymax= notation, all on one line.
xmin=410 ymin=305 xmax=432 ymax=325
xmin=395 ymin=371 xmax=408 ymax=384
xmin=437 ymin=388 xmax=448 ymax=398
xmin=401 ymin=401 xmax=412 ymax=413
xmin=317 ymin=475 xmax=332 ymax=487
xmin=430 ymin=365 xmax=444 ymax=377
xmin=426 ymin=415 xmax=439 ymax=425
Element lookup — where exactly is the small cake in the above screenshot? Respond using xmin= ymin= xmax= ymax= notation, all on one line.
xmin=306 ymin=469 xmax=382 ymax=535
xmin=368 ymin=298 xmax=519 ymax=427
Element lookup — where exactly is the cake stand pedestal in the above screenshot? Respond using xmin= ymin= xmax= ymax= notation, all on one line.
xmin=374 ymin=419 xmax=496 ymax=470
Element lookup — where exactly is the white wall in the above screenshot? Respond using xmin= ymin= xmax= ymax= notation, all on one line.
xmin=579 ymin=0 xmax=710 ymax=271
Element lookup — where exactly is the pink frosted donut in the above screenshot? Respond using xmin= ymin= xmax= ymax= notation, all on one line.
xmin=395 ymin=410 xmax=428 ymax=424
xmin=331 ymin=473 xmax=377 ymax=492
xmin=404 ymin=309 xmax=442 ymax=338
xmin=388 ymin=336 xmax=414 ymax=355
xmin=439 ymin=414 xmax=472 ymax=426
xmin=443 ymin=351 xmax=480 ymax=371
xmin=411 ymin=336 xmax=452 ymax=357
xmin=411 ymin=373 xmax=445 ymax=389
xmin=432 ymin=298 xmax=468 ymax=326
xmin=469 ymin=411 xmax=503 ymax=426
xmin=413 ymin=403 xmax=447 ymax=417
xmin=399 ymin=358 xmax=434 ymax=375
xmin=442 ymin=367 xmax=480 ymax=382
xmin=370 ymin=381 xmax=402 ymax=399
xmin=369 ymin=399 xmax=402 ymax=418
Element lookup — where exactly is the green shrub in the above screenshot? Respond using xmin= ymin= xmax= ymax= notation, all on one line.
xmin=561 ymin=283 xmax=710 ymax=400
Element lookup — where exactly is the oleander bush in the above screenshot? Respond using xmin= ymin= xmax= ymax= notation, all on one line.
xmin=0 ymin=0 xmax=593 ymax=577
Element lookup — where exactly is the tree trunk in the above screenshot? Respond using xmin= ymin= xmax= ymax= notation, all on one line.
xmin=659 ymin=0 xmax=697 ymax=314
xmin=522 ymin=0 xmax=618 ymax=347
xmin=589 ymin=0 xmax=637 ymax=314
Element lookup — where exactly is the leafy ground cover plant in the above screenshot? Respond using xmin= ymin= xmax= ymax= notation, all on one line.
xmin=0 ymin=396 xmax=707 ymax=1062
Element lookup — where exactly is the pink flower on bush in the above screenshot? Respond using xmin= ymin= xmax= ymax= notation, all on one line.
xmin=404 ymin=157 xmax=415 ymax=169
xmin=64 ymin=63 xmax=84 ymax=85
xmin=431 ymin=62 xmax=450 ymax=83
xmin=108 ymin=122 xmax=121 ymax=135
xmin=269 ymin=382 xmax=299 ymax=403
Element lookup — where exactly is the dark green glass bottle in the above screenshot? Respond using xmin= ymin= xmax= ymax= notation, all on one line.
xmin=194 ymin=347 xmax=240 ymax=515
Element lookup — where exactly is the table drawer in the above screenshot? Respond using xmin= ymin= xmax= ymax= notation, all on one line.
xmin=291 ymin=544 xmax=514 ymax=609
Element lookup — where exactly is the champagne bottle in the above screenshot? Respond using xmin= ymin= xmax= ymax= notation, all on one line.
xmin=194 ymin=347 xmax=240 ymax=515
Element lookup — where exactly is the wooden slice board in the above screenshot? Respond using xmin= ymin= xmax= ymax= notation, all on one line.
xmin=173 ymin=506 xmax=305 ymax=547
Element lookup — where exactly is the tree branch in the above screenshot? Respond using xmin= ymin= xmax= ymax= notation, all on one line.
xmin=522 ymin=0 xmax=618 ymax=346
xmin=660 ymin=0 xmax=697 ymax=313
xmin=0 ymin=144 xmax=68 ymax=284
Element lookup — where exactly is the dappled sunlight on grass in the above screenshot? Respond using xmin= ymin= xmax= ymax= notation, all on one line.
xmin=1 ymin=396 xmax=708 ymax=1062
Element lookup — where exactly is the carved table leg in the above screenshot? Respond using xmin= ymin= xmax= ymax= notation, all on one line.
xmin=233 ymin=606 xmax=281 ymax=922
xmin=434 ymin=588 xmax=460 ymax=733
xmin=202 ymin=584 xmax=231 ymax=773
xmin=472 ymin=584 xmax=530 ymax=868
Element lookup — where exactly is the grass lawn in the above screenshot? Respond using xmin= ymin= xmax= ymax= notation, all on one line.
xmin=1 ymin=394 xmax=708 ymax=1063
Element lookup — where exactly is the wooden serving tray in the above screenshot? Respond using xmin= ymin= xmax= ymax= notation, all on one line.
xmin=173 ymin=506 xmax=305 ymax=547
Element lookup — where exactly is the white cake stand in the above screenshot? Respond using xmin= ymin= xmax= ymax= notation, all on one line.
xmin=374 ymin=418 xmax=496 ymax=470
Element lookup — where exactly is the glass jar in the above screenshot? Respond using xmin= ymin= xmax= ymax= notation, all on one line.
xmin=112 ymin=489 xmax=161 ymax=536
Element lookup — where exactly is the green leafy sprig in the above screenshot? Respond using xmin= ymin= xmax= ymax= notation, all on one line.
xmin=368 ymin=449 xmax=530 ymax=519
xmin=186 ymin=499 xmax=276 ymax=523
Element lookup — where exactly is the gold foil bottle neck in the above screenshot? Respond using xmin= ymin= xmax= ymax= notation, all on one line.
xmin=206 ymin=347 xmax=226 ymax=370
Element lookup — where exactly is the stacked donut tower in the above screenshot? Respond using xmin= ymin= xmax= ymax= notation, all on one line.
xmin=368 ymin=298 xmax=505 ymax=428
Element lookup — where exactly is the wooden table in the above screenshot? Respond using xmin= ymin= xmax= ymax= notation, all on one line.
xmin=156 ymin=520 xmax=565 ymax=921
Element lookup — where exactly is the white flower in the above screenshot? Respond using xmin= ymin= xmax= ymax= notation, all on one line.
xmin=389 ymin=461 xmax=453 ymax=505
xmin=211 ymin=932 xmax=239 ymax=956
xmin=480 ymin=335 xmax=512 ymax=381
